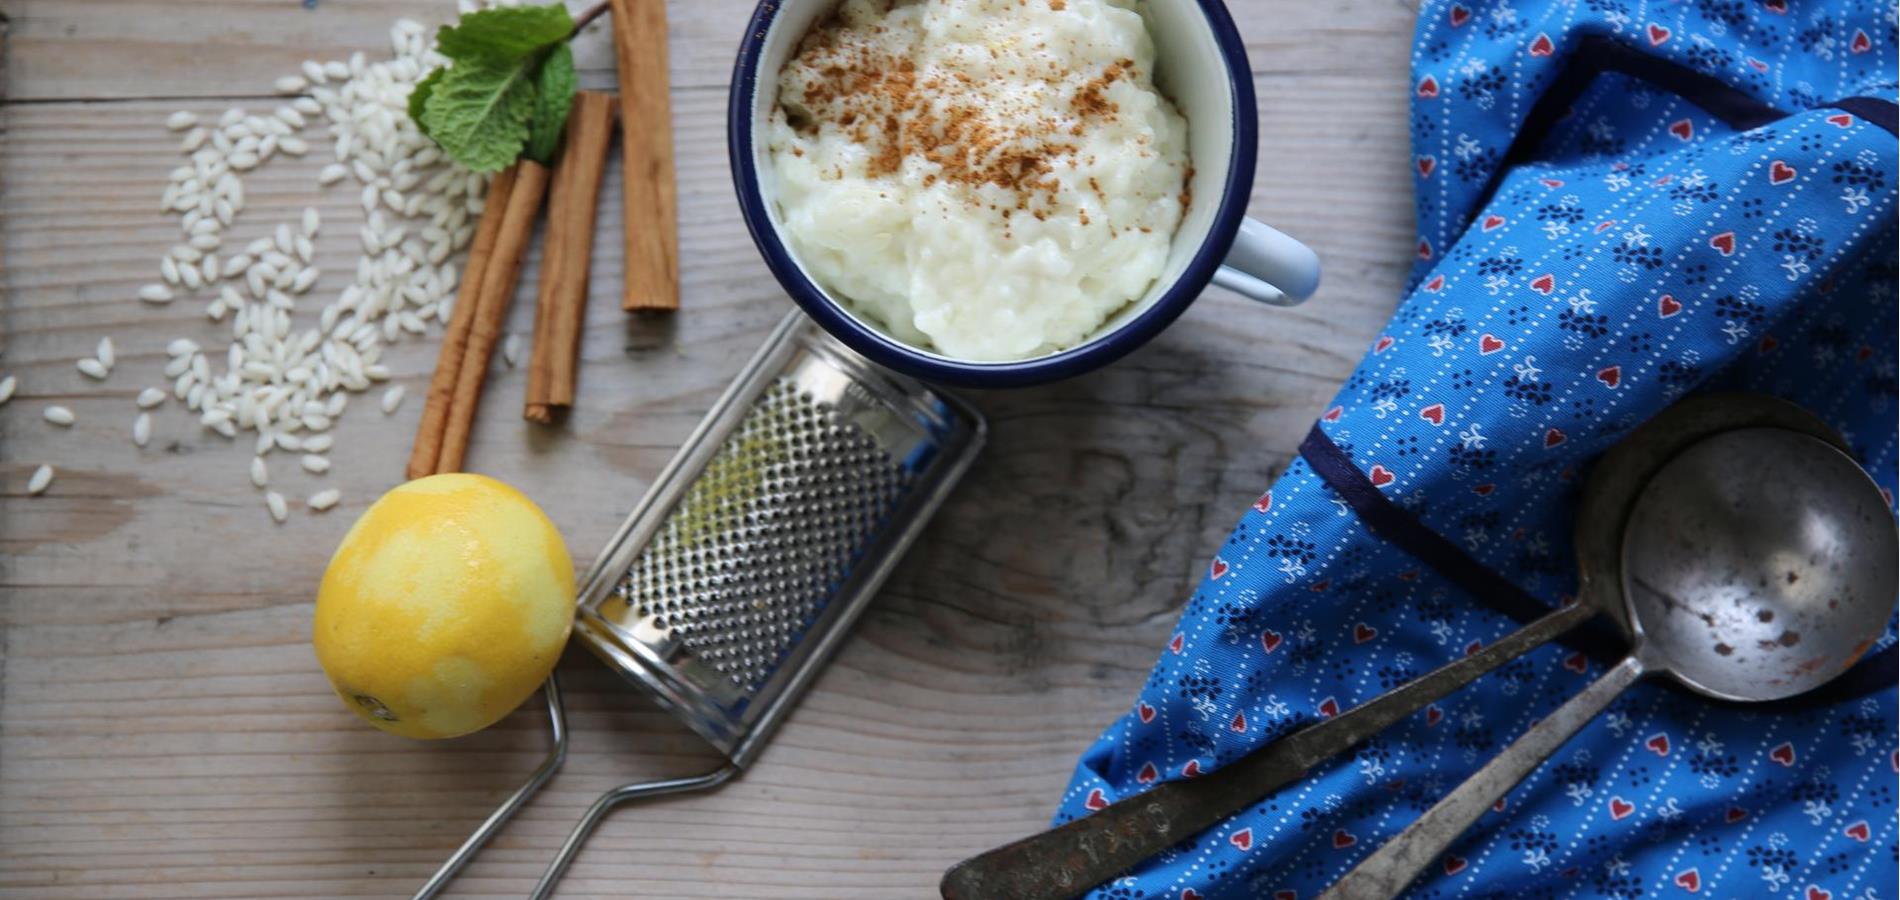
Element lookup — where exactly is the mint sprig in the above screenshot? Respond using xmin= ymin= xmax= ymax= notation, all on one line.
xmin=412 ymin=3 xmax=581 ymax=172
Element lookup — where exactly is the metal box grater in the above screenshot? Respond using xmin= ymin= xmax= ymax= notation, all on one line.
xmin=414 ymin=311 xmax=984 ymax=900
xmin=572 ymin=310 xmax=986 ymax=765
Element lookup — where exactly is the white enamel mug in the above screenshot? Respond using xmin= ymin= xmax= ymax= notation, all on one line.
xmin=730 ymin=0 xmax=1322 ymax=386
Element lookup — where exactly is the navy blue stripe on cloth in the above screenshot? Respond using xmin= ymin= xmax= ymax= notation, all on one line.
xmin=1475 ymin=34 xmax=1900 ymax=213
xmin=1830 ymin=96 xmax=1900 ymax=136
xmin=1298 ymin=424 xmax=1896 ymax=709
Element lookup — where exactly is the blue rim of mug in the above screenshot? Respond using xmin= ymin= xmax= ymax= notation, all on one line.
xmin=727 ymin=0 xmax=1258 ymax=388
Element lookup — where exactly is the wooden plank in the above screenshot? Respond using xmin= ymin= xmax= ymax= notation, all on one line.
xmin=0 ymin=0 xmax=1417 ymax=895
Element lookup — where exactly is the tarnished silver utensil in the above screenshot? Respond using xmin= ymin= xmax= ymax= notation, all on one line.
xmin=940 ymin=394 xmax=1842 ymax=900
xmin=1321 ymin=426 xmax=1897 ymax=899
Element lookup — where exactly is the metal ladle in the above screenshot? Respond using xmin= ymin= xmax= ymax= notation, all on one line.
xmin=941 ymin=394 xmax=1839 ymax=900
xmin=1321 ymin=426 xmax=1898 ymax=899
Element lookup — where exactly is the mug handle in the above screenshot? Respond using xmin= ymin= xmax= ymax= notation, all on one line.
xmin=1212 ymin=217 xmax=1321 ymax=307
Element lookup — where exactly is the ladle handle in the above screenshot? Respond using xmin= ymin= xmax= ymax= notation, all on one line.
xmin=1320 ymin=654 xmax=1648 ymax=900
xmin=941 ymin=600 xmax=1600 ymax=900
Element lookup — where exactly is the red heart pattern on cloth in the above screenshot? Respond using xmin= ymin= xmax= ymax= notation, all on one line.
xmin=1209 ymin=557 xmax=1229 ymax=579
xmin=1417 ymin=237 xmax=1434 ymax=259
xmin=1827 ymin=113 xmax=1855 ymax=128
xmin=1448 ymin=3 xmax=1470 ymax=26
xmin=1181 ymin=890 xmax=1202 ymax=900
xmin=1852 ymin=28 xmax=1872 ymax=53
xmin=1770 ymin=160 xmax=1797 ymax=184
xmin=1473 ymin=483 xmax=1496 ymax=495
xmin=1763 ymin=0 xmax=1786 ymax=11
xmin=1709 ymin=231 xmax=1737 ymax=255
xmin=1676 ymin=868 xmax=1701 ymax=892
xmin=1645 ymin=733 xmax=1670 ymax=756
xmin=1647 ymin=23 xmax=1671 ymax=45
xmin=1229 ymin=828 xmax=1253 ymax=851
xmin=1420 ymin=403 xmax=1446 ymax=425
xmin=1845 ymin=820 xmax=1871 ymax=841
xmin=1747 ymin=55 xmax=1771 ymax=71
xmin=1658 ymin=294 xmax=1683 ymax=317
xmin=1480 ymin=333 xmax=1505 ymax=354
xmin=1230 ymin=711 xmax=1247 ymax=733
xmin=1423 ymin=273 xmax=1446 ymax=292
xmin=1482 ymin=214 xmax=1506 ymax=231
xmin=1181 ymin=759 xmax=1202 ymax=778
xmin=1353 ymin=623 xmax=1378 ymax=644
xmin=1138 ymin=701 xmax=1156 ymax=723
xmin=1085 ymin=788 xmax=1108 ymax=811
xmin=1261 ymin=629 xmax=1283 ymax=654
xmin=1808 ymin=887 xmax=1832 ymax=900
xmin=1418 ymin=75 xmax=1439 ymax=98
xmin=1332 ymin=830 xmax=1356 ymax=849
xmin=1444 ymin=855 xmax=1468 ymax=875
xmin=1169 ymin=634 xmax=1184 ymax=654
xmin=1759 ymin=334 xmax=1780 ymax=353
xmin=1539 ymin=177 xmax=1565 ymax=188
xmin=1253 ymin=491 xmax=1273 ymax=513
xmin=1770 ymin=742 xmax=1796 ymax=766
xmin=1368 ymin=464 xmax=1395 ymax=487
xmin=1137 ymin=761 xmax=1159 ymax=784
xmin=1426 ymin=705 xmax=1443 ymax=726
xmin=1529 ymin=32 xmax=1554 ymax=56
xmin=1464 ymin=640 xmax=1483 ymax=656
xmin=1323 ymin=405 xmax=1344 ymax=422
xmin=1545 ymin=427 xmax=1567 ymax=448
xmin=1669 ymin=119 xmax=1694 ymax=140
xmin=1597 ymin=365 xmax=1622 ymax=388
xmin=1418 ymin=156 xmax=1436 ymax=178
xmin=1317 ymin=697 xmax=1340 ymax=718
xmin=1530 ymin=273 xmax=1555 ymax=294
xmin=1609 ymin=796 xmax=1636 ymax=820
xmin=1725 ymin=806 xmax=1749 ymax=824
xmin=1374 ymin=335 xmax=1396 ymax=353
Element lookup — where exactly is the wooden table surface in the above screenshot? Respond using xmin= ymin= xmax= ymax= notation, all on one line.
xmin=0 ymin=1 xmax=1417 ymax=896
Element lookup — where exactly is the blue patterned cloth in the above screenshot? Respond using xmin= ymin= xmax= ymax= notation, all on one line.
xmin=1054 ymin=3 xmax=1898 ymax=898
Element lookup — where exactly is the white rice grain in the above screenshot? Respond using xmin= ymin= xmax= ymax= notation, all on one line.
xmin=133 ymin=412 xmax=152 ymax=447
xmin=380 ymin=384 xmax=405 ymax=414
xmin=139 ymin=284 xmax=175 ymax=304
xmin=27 ymin=465 xmax=54 ymax=495
xmin=136 ymin=387 xmax=166 ymax=408
xmin=274 ymin=74 xmax=307 ymax=94
xmin=308 ymin=488 xmax=341 ymax=511
xmin=43 ymin=405 xmax=74 ymax=426
xmin=301 ymin=454 xmax=331 ymax=474
xmin=266 ymin=490 xmax=288 ymax=523
xmin=166 ymin=111 xmax=198 ymax=131
xmin=251 ymin=455 xmax=269 ymax=487
xmin=96 ymin=337 xmax=116 ymax=368
xmin=76 ymin=358 xmax=110 ymax=380
xmin=0 ymin=375 xmax=15 ymax=406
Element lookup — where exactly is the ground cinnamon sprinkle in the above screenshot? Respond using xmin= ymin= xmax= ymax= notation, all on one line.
xmin=782 ymin=10 xmax=1145 ymax=215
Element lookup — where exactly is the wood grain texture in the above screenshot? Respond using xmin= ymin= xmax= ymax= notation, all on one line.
xmin=0 ymin=0 xmax=1417 ymax=896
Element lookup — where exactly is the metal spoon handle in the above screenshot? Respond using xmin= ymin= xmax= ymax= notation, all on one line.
xmin=940 ymin=600 xmax=1600 ymax=900
xmin=1320 ymin=654 xmax=1648 ymax=900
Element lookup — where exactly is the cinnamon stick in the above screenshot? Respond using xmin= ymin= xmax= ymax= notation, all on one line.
xmin=611 ymin=0 xmax=679 ymax=312
xmin=407 ymin=164 xmax=518 ymax=480
xmin=434 ymin=159 xmax=551 ymax=474
xmin=526 ymin=91 xmax=618 ymax=424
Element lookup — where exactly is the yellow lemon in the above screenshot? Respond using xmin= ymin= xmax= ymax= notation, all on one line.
xmin=313 ymin=473 xmax=575 ymax=739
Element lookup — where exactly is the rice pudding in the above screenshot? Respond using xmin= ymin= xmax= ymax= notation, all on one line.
xmin=767 ymin=0 xmax=1190 ymax=362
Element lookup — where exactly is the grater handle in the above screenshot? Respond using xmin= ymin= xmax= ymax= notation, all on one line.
xmin=529 ymin=763 xmax=741 ymax=899
xmin=412 ymin=675 xmax=569 ymax=900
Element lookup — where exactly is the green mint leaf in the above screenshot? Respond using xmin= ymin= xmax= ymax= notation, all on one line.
xmin=419 ymin=58 xmax=538 ymax=172
xmin=523 ymin=43 xmax=577 ymax=165
xmin=435 ymin=4 xmax=573 ymax=63
xmin=407 ymin=67 xmax=446 ymax=140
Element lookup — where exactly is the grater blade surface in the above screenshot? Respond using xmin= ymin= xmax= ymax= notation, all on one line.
xmin=574 ymin=312 xmax=984 ymax=767
xmin=610 ymin=377 xmax=912 ymax=694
